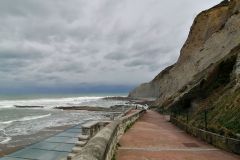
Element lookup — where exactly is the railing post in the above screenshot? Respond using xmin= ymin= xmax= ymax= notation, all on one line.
xmin=204 ymin=109 xmax=208 ymax=130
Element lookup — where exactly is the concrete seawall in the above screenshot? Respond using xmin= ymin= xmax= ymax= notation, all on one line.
xmin=73 ymin=109 xmax=146 ymax=160
xmin=170 ymin=116 xmax=240 ymax=155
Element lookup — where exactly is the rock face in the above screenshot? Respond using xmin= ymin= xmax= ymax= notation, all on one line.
xmin=129 ymin=0 xmax=240 ymax=108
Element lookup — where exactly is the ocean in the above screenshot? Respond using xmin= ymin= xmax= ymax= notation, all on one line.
xmin=0 ymin=93 xmax=128 ymax=146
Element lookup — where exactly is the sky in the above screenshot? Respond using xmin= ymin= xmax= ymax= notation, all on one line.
xmin=0 ymin=0 xmax=221 ymax=94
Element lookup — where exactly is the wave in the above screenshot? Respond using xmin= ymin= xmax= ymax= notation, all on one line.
xmin=0 ymin=105 xmax=14 ymax=109
xmin=0 ymin=96 xmax=104 ymax=109
xmin=19 ymin=114 xmax=51 ymax=121
xmin=0 ymin=136 xmax=11 ymax=144
xmin=0 ymin=114 xmax=51 ymax=125
xmin=0 ymin=129 xmax=12 ymax=144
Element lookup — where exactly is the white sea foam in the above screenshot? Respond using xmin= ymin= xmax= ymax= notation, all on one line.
xmin=0 ymin=104 xmax=15 ymax=109
xmin=0 ymin=120 xmax=13 ymax=125
xmin=19 ymin=114 xmax=52 ymax=121
xmin=0 ymin=114 xmax=51 ymax=125
xmin=0 ymin=136 xmax=12 ymax=144
xmin=0 ymin=96 xmax=104 ymax=109
xmin=0 ymin=129 xmax=12 ymax=144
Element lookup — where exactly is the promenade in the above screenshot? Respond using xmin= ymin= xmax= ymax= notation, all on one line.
xmin=116 ymin=110 xmax=240 ymax=160
xmin=0 ymin=125 xmax=81 ymax=160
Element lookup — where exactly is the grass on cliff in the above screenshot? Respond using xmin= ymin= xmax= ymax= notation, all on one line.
xmin=187 ymin=86 xmax=240 ymax=138
xmin=176 ymin=55 xmax=240 ymax=138
xmin=208 ymin=88 xmax=240 ymax=135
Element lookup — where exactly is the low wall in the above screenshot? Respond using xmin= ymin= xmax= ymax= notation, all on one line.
xmin=170 ymin=116 xmax=240 ymax=155
xmin=73 ymin=109 xmax=146 ymax=160
xmin=82 ymin=121 xmax=110 ymax=137
xmin=115 ymin=107 xmax=133 ymax=119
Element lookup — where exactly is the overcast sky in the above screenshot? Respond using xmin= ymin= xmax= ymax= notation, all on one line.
xmin=0 ymin=0 xmax=221 ymax=93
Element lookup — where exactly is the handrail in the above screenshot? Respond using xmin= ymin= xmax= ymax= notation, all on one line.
xmin=171 ymin=116 xmax=240 ymax=155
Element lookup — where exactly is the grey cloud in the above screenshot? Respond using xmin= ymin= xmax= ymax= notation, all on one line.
xmin=42 ymin=62 xmax=87 ymax=74
xmin=104 ymin=52 xmax=129 ymax=60
xmin=124 ymin=58 xmax=160 ymax=72
xmin=0 ymin=60 xmax=27 ymax=72
xmin=0 ymin=1 xmax=47 ymax=18
xmin=125 ymin=59 xmax=150 ymax=67
xmin=0 ymin=49 xmax=43 ymax=59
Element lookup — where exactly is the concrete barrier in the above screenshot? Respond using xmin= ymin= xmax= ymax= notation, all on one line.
xmin=82 ymin=121 xmax=111 ymax=137
xmin=73 ymin=109 xmax=146 ymax=160
xmin=170 ymin=116 xmax=240 ymax=155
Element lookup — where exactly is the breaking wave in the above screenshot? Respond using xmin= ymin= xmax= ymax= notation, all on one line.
xmin=0 ymin=114 xmax=51 ymax=125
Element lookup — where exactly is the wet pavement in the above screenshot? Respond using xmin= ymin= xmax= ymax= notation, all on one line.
xmin=116 ymin=110 xmax=240 ymax=160
xmin=0 ymin=125 xmax=81 ymax=160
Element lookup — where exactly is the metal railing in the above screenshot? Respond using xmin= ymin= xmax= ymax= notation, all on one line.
xmin=171 ymin=116 xmax=240 ymax=155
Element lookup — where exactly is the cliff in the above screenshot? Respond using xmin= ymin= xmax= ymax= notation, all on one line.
xmin=129 ymin=0 xmax=240 ymax=136
xmin=129 ymin=0 xmax=240 ymax=105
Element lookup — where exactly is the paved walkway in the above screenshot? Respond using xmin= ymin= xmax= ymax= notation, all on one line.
xmin=0 ymin=125 xmax=81 ymax=160
xmin=116 ymin=110 xmax=240 ymax=160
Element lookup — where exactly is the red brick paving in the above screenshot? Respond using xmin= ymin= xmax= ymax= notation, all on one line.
xmin=116 ymin=110 xmax=240 ymax=160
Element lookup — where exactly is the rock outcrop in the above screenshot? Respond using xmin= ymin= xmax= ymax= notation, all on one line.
xmin=129 ymin=0 xmax=240 ymax=108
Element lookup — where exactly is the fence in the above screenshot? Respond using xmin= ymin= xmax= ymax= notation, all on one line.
xmin=171 ymin=116 xmax=240 ymax=155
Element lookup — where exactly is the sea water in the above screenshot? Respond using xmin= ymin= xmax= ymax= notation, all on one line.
xmin=0 ymin=93 xmax=128 ymax=145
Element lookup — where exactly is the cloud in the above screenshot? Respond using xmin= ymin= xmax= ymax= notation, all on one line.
xmin=104 ymin=51 xmax=129 ymax=60
xmin=0 ymin=0 xmax=222 ymax=92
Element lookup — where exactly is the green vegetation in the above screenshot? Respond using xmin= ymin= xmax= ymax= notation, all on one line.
xmin=124 ymin=123 xmax=134 ymax=132
xmin=111 ymin=154 xmax=116 ymax=160
xmin=170 ymin=56 xmax=240 ymax=139
xmin=208 ymin=88 xmax=240 ymax=135
xmin=176 ymin=87 xmax=240 ymax=138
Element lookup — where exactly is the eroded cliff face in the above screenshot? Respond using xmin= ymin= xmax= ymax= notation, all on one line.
xmin=129 ymin=0 xmax=240 ymax=108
